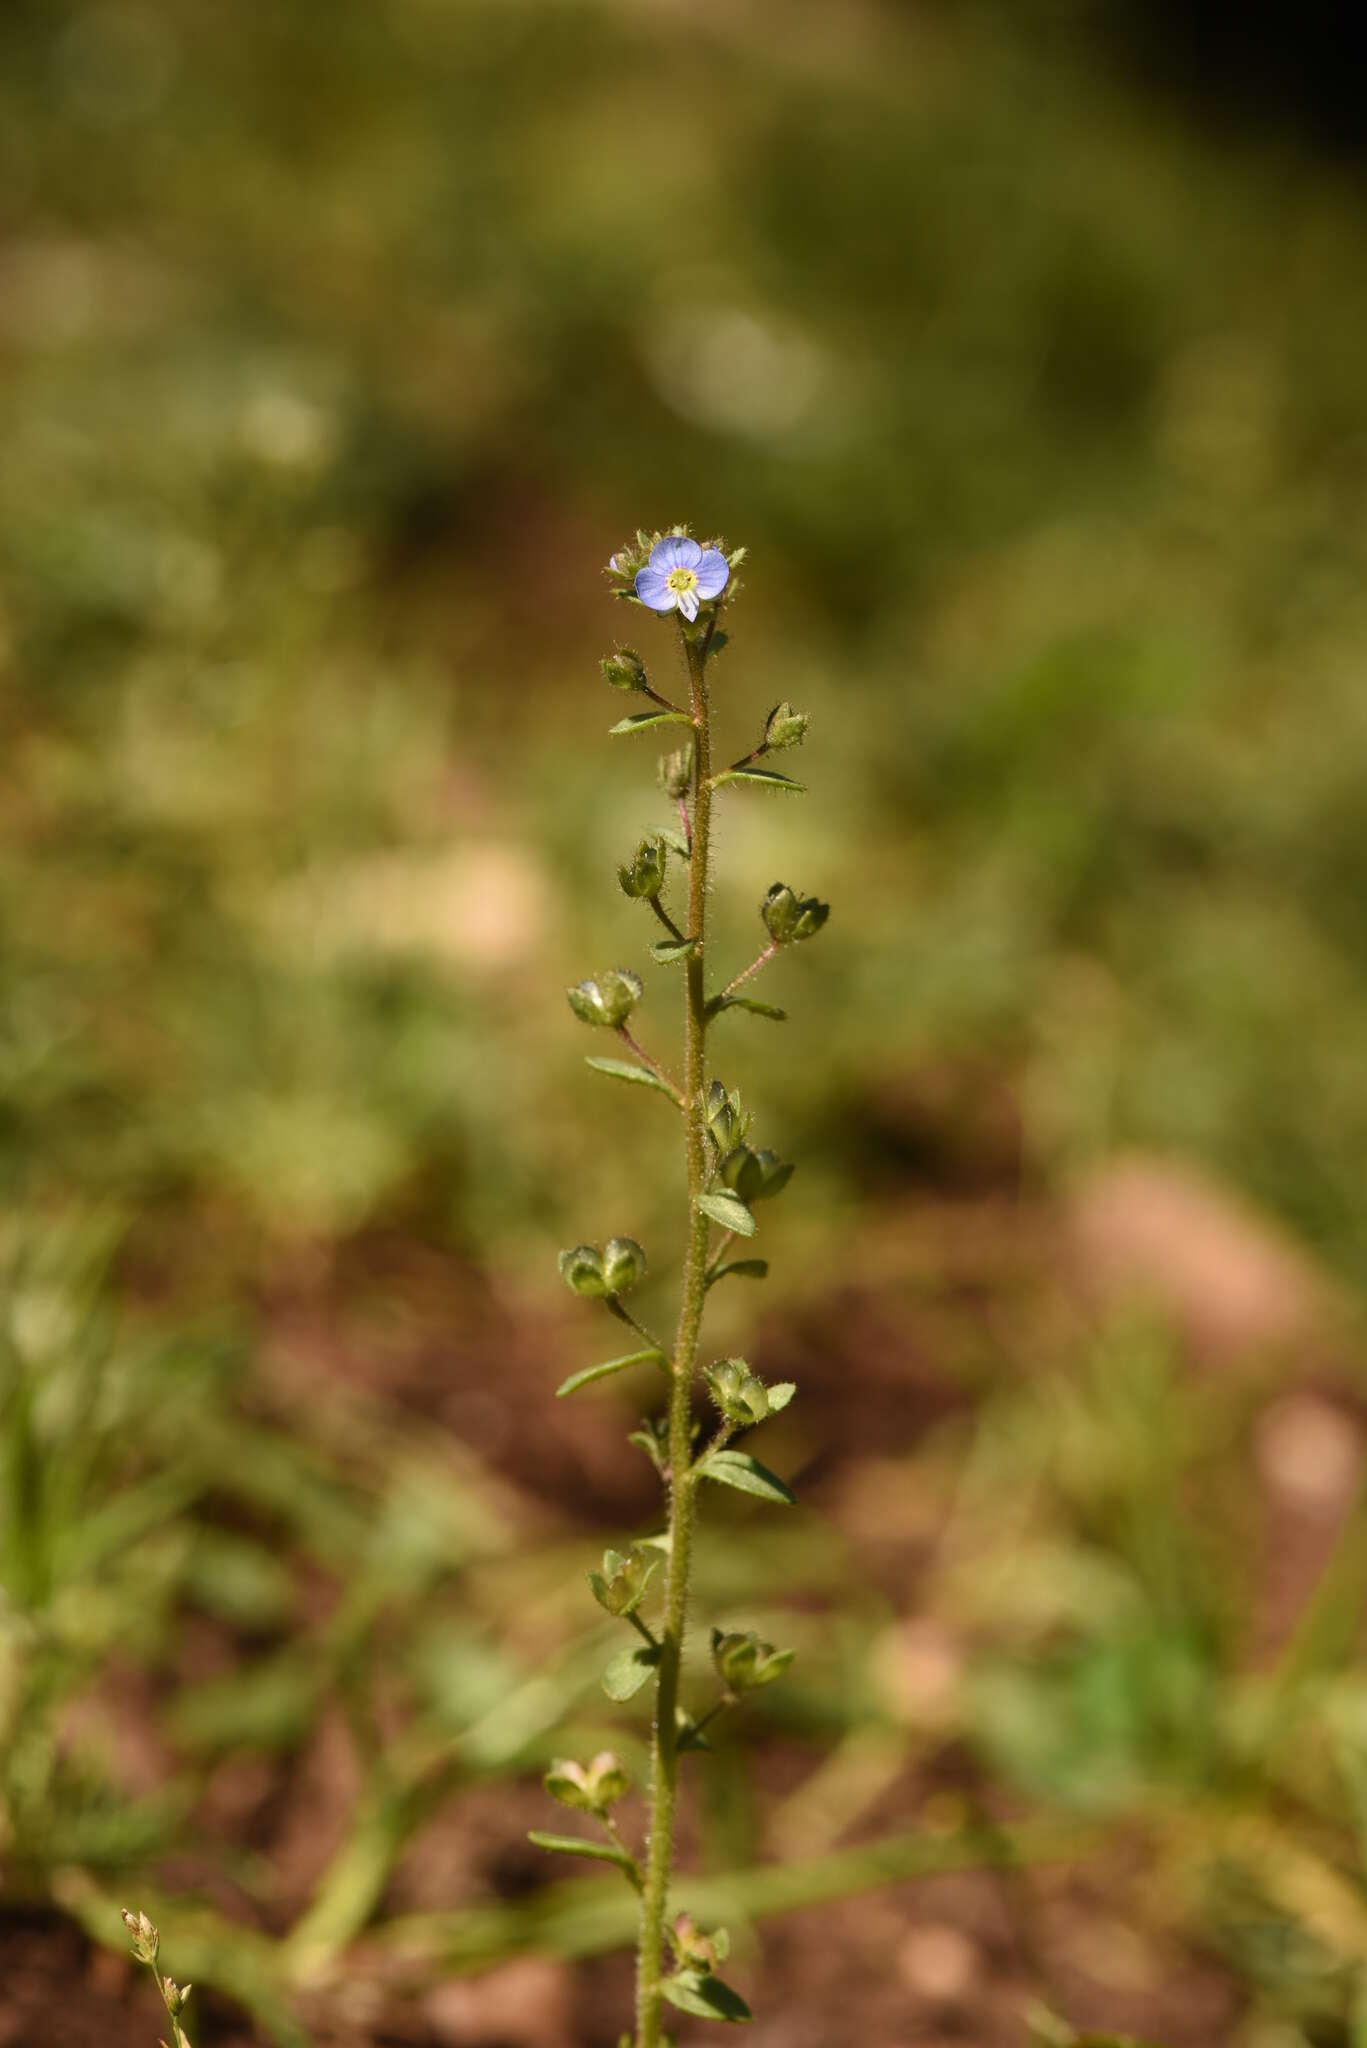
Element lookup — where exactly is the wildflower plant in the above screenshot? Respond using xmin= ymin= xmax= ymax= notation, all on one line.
xmin=534 ymin=528 xmax=827 ymax=2042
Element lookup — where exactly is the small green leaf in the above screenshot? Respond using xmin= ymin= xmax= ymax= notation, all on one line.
xmin=696 ymin=1190 xmax=756 ymax=1237
xmin=662 ymin=1972 xmax=752 ymax=2023
xmin=659 ymin=828 xmax=691 ymax=858
xmin=697 ymin=1450 xmax=796 ymax=1506
xmin=610 ymin=711 xmax=694 ymax=736
xmin=651 ymin=937 xmax=699 ymax=964
xmin=584 ymin=1056 xmax=681 ymax=1104
xmin=628 ymin=1425 xmax=666 ymax=1472
xmin=765 ymin=1381 xmax=796 ymax=1412
xmin=705 ymin=995 xmax=788 ymax=1022
xmin=527 ymin=1831 xmax=638 ymax=1877
xmin=705 ymin=1258 xmax=769 ymax=1291
xmin=712 ymin=767 xmax=806 ymax=794
xmin=602 ymin=1642 xmax=662 ymax=1701
xmin=556 ymin=1350 xmax=666 ymax=1398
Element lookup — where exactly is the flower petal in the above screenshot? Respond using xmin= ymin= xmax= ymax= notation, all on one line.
xmin=676 ymin=586 xmax=700 ymax=622
xmin=635 ymin=566 xmax=677 ymax=611
xmin=649 ymin=535 xmax=702 ymax=574
xmin=694 ymin=549 xmax=729 ymax=600
xmin=648 ymin=536 xmax=685 ymax=573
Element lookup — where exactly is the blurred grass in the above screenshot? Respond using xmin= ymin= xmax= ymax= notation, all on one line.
xmin=5 ymin=1 xmax=1367 ymax=2042
xmin=3 ymin=0 xmax=1367 ymax=1279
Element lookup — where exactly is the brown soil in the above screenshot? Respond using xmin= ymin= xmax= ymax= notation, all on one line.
xmin=7 ymin=1149 xmax=1361 ymax=2046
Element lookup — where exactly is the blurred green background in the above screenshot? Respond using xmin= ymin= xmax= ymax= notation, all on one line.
xmin=5 ymin=3 xmax=1367 ymax=2044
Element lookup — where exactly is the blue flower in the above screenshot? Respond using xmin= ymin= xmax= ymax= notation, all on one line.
xmin=635 ymin=536 xmax=729 ymax=623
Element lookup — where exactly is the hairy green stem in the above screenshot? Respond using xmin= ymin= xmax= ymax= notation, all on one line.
xmin=635 ymin=626 xmax=714 ymax=2048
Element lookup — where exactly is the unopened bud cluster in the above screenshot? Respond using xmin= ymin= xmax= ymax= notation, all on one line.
xmin=122 ymin=1909 xmax=159 ymax=1965
xmin=619 ymin=837 xmax=666 ymax=901
xmin=674 ymin=1913 xmax=731 ymax=1972
xmin=589 ymin=1543 xmax=659 ymax=1617
xmin=762 ymin=883 xmax=829 ymax=945
xmin=567 ymin=967 xmax=642 ymax=1028
xmin=602 ymin=647 xmax=648 ymax=692
xmin=703 ymin=1357 xmax=794 ymax=1427
xmin=762 ymin=700 xmax=808 ymax=751
xmin=545 ymin=1750 xmax=631 ymax=1814
xmin=720 ymin=1145 xmax=793 ymax=1205
xmin=705 ymin=1081 xmax=749 ymax=1155
xmin=559 ymin=1237 xmax=646 ymax=1298
xmin=711 ymin=1627 xmax=795 ymax=1695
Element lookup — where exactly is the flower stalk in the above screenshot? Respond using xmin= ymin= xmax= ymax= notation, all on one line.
xmin=635 ymin=624 xmax=715 ymax=2046
xmin=546 ymin=528 xmax=825 ymax=2042
xmin=714 ymin=941 xmax=778 ymax=1007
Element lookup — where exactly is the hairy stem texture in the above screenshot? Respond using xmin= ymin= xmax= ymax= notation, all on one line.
xmin=635 ymin=629 xmax=714 ymax=2048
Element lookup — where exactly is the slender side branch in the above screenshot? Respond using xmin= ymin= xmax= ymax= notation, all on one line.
xmin=634 ymin=626 xmax=715 ymax=2048
xmin=703 ymin=1230 xmax=738 ymax=1282
xmin=605 ymin=1295 xmax=668 ymax=1355
xmin=713 ymin=941 xmax=778 ymax=1007
xmin=683 ymin=1696 xmax=733 ymax=1747
xmin=603 ymin=1814 xmax=646 ymax=1892
xmin=615 ymin=1023 xmax=683 ymax=1105
xmin=646 ymin=897 xmax=688 ymax=946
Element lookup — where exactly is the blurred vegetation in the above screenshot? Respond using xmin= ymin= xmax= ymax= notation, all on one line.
xmin=4 ymin=1 xmax=1367 ymax=2042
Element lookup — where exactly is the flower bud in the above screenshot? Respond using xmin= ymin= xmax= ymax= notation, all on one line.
xmin=601 ymin=647 xmax=649 ymax=692
xmin=602 ymin=1235 xmax=646 ymax=1294
xmin=704 ymin=1358 xmax=770 ymax=1426
xmin=673 ymin=1914 xmax=729 ymax=1972
xmin=567 ymin=967 xmax=643 ymax=1028
xmin=559 ymin=1237 xmax=646 ymax=1298
xmin=710 ymin=1627 xmax=795 ymax=1694
xmin=605 ymin=532 xmax=654 ymax=594
xmin=719 ymin=1146 xmax=794 ymax=1205
xmin=658 ymin=742 xmax=694 ymax=801
xmin=545 ymin=1750 xmax=630 ymax=1813
xmin=762 ymin=701 xmax=808 ymax=752
xmin=163 ymin=1978 xmax=191 ymax=2015
xmin=618 ymin=837 xmax=666 ymax=901
xmin=559 ymin=1244 xmax=607 ymax=1297
xmin=705 ymin=1081 xmax=748 ymax=1156
xmin=121 ymin=1909 xmax=159 ymax=1965
xmin=761 ymin=883 xmax=829 ymax=946
xmin=589 ymin=1542 xmax=659 ymax=1617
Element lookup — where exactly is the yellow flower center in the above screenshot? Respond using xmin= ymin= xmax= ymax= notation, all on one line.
xmin=666 ymin=567 xmax=699 ymax=595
